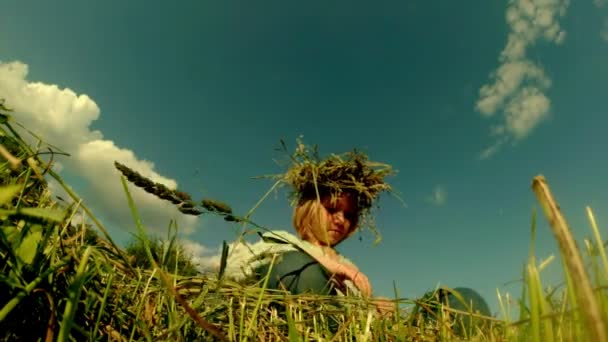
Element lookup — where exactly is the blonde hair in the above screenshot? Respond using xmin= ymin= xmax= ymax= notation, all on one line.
xmin=292 ymin=198 xmax=359 ymax=245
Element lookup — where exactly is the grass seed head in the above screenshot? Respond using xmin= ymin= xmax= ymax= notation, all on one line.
xmin=201 ymin=199 xmax=233 ymax=214
xmin=178 ymin=207 xmax=203 ymax=216
xmin=114 ymin=161 xmax=235 ymax=218
xmin=223 ymin=214 xmax=237 ymax=222
xmin=180 ymin=201 xmax=195 ymax=209
xmin=174 ymin=190 xmax=192 ymax=201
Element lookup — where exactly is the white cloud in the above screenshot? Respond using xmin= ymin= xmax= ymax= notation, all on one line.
xmin=181 ymin=239 xmax=222 ymax=271
xmin=428 ymin=185 xmax=447 ymax=206
xmin=0 ymin=60 xmax=198 ymax=235
xmin=476 ymin=61 xmax=550 ymax=116
xmin=181 ymin=238 xmax=258 ymax=274
xmin=504 ymin=87 xmax=551 ymax=139
xmin=476 ymin=0 xmax=569 ymax=157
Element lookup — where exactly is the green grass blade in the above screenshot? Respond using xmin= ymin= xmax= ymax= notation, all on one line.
xmin=587 ymin=207 xmax=608 ymax=282
xmin=286 ymin=304 xmax=301 ymax=342
xmin=218 ymin=240 xmax=229 ymax=283
xmin=0 ymin=207 xmax=66 ymax=222
xmin=92 ymin=272 xmax=114 ymax=339
xmin=15 ymin=226 xmax=42 ymax=265
xmin=243 ymin=254 xmax=277 ymax=341
xmin=58 ymin=246 xmax=94 ymax=342
xmin=0 ymin=183 xmax=21 ymax=205
xmin=0 ymin=258 xmax=70 ymax=322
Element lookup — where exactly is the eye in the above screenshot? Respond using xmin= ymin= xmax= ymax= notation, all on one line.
xmin=325 ymin=206 xmax=337 ymax=214
xmin=344 ymin=212 xmax=356 ymax=221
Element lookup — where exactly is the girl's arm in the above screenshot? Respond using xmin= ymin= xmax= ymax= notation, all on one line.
xmin=313 ymin=254 xmax=372 ymax=297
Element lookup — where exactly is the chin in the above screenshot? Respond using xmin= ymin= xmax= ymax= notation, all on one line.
xmin=330 ymin=239 xmax=344 ymax=247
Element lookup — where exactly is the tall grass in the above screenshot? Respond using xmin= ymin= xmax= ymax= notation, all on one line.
xmin=1 ymin=112 xmax=608 ymax=340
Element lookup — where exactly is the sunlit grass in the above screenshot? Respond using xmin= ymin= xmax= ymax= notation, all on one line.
xmin=1 ymin=113 xmax=608 ymax=340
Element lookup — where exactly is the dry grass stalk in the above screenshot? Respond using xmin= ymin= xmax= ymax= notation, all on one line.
xmin=531 ymin=175 xmax=608 ymax=342
xmin=0 ymin=143 xmax=21 ymax=170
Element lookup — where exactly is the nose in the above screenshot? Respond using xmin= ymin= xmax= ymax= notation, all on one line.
xmin=332 ymin=211 xmax=345 ymax=224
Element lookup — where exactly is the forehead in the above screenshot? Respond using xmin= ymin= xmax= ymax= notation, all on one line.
xmin=323 ymin=193 xmax=358 ymax=211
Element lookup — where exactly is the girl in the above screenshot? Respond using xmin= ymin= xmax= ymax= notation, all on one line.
xmin=220 ymin=142 xmax=397 ymax=314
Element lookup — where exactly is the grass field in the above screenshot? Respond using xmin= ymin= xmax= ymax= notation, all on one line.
xmin=1 ymin=107 xmax=608 ymax=341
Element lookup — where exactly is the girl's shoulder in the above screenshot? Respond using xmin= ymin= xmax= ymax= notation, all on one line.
xmin=220 ymin=231 xmax=296 ymax=281
xmin=260 ymin=230 xmax=357 ymax=267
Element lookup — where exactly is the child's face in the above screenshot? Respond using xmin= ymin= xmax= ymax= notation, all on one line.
xmin=314 ymin=194 xmax=359 ymax=247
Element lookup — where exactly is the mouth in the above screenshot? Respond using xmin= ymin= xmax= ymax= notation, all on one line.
xmin=329 ymin=226 xmax=344 ymax=234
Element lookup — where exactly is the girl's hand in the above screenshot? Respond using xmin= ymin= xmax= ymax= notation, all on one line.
xmin=347 ymin=269 xmax=372 ymax=297
xmin=372 ymin=296 xmax=396 ymax=317
xmin=316 ymin=256 xmax=372 ymax=296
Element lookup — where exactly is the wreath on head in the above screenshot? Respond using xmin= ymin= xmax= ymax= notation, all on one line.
xmin=267 ymin=137 xmax=400 ymax=244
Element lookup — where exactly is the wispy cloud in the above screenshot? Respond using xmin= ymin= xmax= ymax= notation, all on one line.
xmin=427 ymin=185 xmax=447 ymax=206
xmin=0 ymin=61 xmax=198 ymax=235
xmin=479 ymin=139 xmax=506 ymax=160
xmin=595 ymin=0 xmax=608 ymax=42
xmin=602 ymin=18 xmax=608 ymax=42
xmin=476 ymin=0 xmax=569 ymax=159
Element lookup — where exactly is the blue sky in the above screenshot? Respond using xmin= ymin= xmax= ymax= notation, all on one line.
xmin=2 ymin=0 xmax=608 ymax=315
